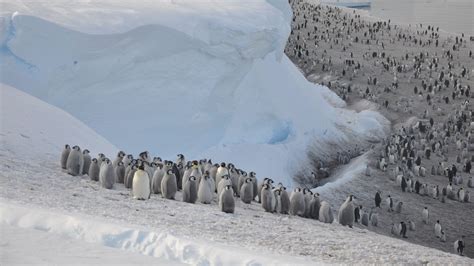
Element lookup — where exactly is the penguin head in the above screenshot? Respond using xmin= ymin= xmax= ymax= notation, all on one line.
xmin=153 ymin=157 xmax=162 ymax=163
xmin=192 ymin=160 xmax=199 ymax=166
xmin=189 ymin=176 xmax=196 ymax=182
xmin=220 ymin=162 xmax=226 ymax=167
xmin=138 ymin=162 xmax=145 ymax=170
xmin=167 ymin=169 xmax=174 ymax=175
xmin=65 ymin=144 xmax=70 ymax=149
xmin=118 ymin=161 xmax=123 ymax=166
xmin=295 ymin=187 xmax=301 ymax=192
xmin=117 ymin=151 xmax=125 ymax=157
xmin=275 ymin=189 xmax=282 ymax=196
xmin=166 ymin=161 xmax=173 ymax=167
xmin=313 ymin=193 xmax=319 ymax=198
xmin=250 ymin=172 xmax=256 ymax=178
xmin=214 ymin=163 xmax=219 ymax=167
xmin=225 ymin=185 xmax=232 ymax=190
xmin=245 ymin=178 xmax=252 ymax=183
xmin=83 ymin=149 xmax=90 ymax=154
xmin=436 ymin=220 xmax=440 ymax=223
xmin=242 ymin=171 xmax=247 ymax=177
xmin=223 ymin=174 xmax=230 ymax=180
xmin=208 ymin=159 xmax=212 ymax=164
xmin=127 ymin=154 xmax=133 ymax=159
xmin=177 ymin=154 xmax=184 ymax=159
xmin=132 ymin=165 xmax=138 ymax=170
xmin=98 ymin=153 xmax=105 ymax=158
xmin=92 ymin=158 xmax=98 ymax=163
xmin=105 ymin=158 xmax=111 ymax=164
xmin=263 ymin=184 xmax=270 ymax=190
xmin=72 ymin=145 xmax=80 ymax=151
xmin=204 ymin=170 xmax=210 ymax=176
xmin=228 ymin=163 xmax=234 ymax=169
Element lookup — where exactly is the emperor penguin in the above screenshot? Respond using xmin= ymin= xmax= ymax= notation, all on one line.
xmin=319 ymin=201 xmax=334 ymax=223
xmin=132 ymin=163 xmax=150 ymax=200
xmin=113 ymin=151 xmax=125 ymax=169
xmin=182 ymin=176 xmax=198 ymax=204
xmin=122 ymin=154 xmax=133 ymax=169
xmin=161 ymin=169 xmax=177 ymax=200
xmin=454 ymin=236 xmax=465 ymax=256
xmin=280 ymin=186 xmax=290 ymax=214
xmin=289 ymin=188 xmax=305 ymax=216
xmin=176 ymin=154 xmax=185 ymax=166
xmin=370 ymin=212 xmax=378 ymax=226
xmin=151 ymin=165 xmax=165 ymax=194
xmin=238 ymin=171 xmax=248 ymax=192
xmin=60 ymin=144 xmax=71 ymax=169
xmin=391 ymin=223 xmax=400 ymax=235
xmin=66 ymin=145 xmax=84 ymax=176
xmin=261 ymin=184 xmax=276 ymax=212
xmin=125 ymin=165 xmax=138 ymax=189
xmin=361 ymin=210 xmax=369 ymax=226
xmin=115 ymin=161 xmax=126 ymax=183
xmin=190 ymin=162 xmax=202 ymax=186
xmin=249 ymin=172 xmax=258 ymax=200
xmin=309 ymin=193 xmax=321 ymax=219
xmin=440 ymin=230 xmax=446 ymax=242
xmin=229 ymin=166 xmax=240 ymax=197
xmin=338 ymin=195 xmax=355 ymax=228
xmin=82 ymin=149 xmax=91 ymax=175
xmin=258 ymin=178 xmax=273 ymax=203
xmin=99 ymin=158 xmax=115 ymax=189
xmin=375 ymin=191 xmax=382 ymax=208
xmin=303 ymin=188 xmax=313 ymax=217
xmin=434 ymin=220 xmax=442 ymax=238
xmin=240 ymin=178 xmax=254 ymax=204
xmin=209 ymin=163 xmax=219 ymax=183
xmin=124 ymin=159 xmax=136 ymax=179
xmin=88 ymin=158 xmax=100 ymax=181
xmin=219 ymin=185 xmax=235 ymax=214
xmin=218 ymin=175 xmax=232 ymax=197
xmin=181 ymin=163 xmax=192 ymax=189
xmin=216 ymin=163 xmax=229 ymax=187
xmin=458 ymin=188 xmax=465 ymax=202
xmin=395 ymin=202 xmax=403 ymax=213
xmin=422 ymin=207 xmax=429 ymax=224
xmin=408 ymin=220 xmax=416 ymax=231
xmin=139 ymin=151 xmax=150 ymax=163
xmin=386 ymin=195 xmax=393 ymax=212
xmin=198 ymin=175 xmax=213 ymax=204
xmin=273 ymin=188 xmax=283 ymax=213
xmin=468 ymin=177 xmax=473 ymax=188
xmin=464 ymin=191 xmax=470 ymax=202
xmin=97 ymin=153 xmax=106 ymax=167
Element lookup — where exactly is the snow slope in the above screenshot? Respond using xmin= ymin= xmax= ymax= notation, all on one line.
xmin=0 ymin=83 xmax=117 ymax=159
xmin=0 ymin=83 xmax=470 ymax=264
xmin=0 ymin=0 xmax=387 ymax=182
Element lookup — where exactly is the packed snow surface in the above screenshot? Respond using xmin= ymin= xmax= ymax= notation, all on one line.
xmin=0 ymin=84 xmax=471 ymax=264
xmin=0 ymin=0 xmax=387 ymax=182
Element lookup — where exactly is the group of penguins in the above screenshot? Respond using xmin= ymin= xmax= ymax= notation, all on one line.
xmin=60 ymin=145 xmax=336 ymax=220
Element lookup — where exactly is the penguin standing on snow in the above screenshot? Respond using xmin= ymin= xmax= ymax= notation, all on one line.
xmin=386 ymin=195 xmax=393 ymax=212
xmin=434 ymin=220 xmax=442 ymax=238
xmin=375 ymin=191 xmax=382 ymax=208
xmin=60 ymin=144 xmax=71 ymax=170
xmin=261 ymin=184 xmax=275 ymax=212
xmin=400 ymin=222 xmax=407 ymax=238
xmin=361 ymin=210 xmax=369 ymax=226
xmin=88 ymin=158 xmax=100 ymax=181
xmin=289 ymin=188 xmax=305 ymax=216
xmin=280 ymin=186 xmax=290 ymax=214
xmin=422 ymin=207 xmax=429 ymax=224
xmin=408 ymin=220 xmax=416 ymax=231
xmin=99 ymin=158 xmax=115 ymax=189
xmin=395 ymin=202 xmax=403 ymax=213
xmin=319 ymin=201 xmax=334 ymax=223
xmin=182 ymin=176 xmax=198 ymax=203
xmin=240 ymin=178 xmax=254 ymax=204
xmin=132 ymin=163 xmax=151 ymax=200
xmin=115 ymin=161 xmax=125 ymax=183
xmin=198 ymin=175 xmax=213 ymax=204
xmin=338 ymin=195 xmax=355 ymax=228
xmin=66 ymin=145 xmax=83 ymax=176
xmin=151 ymin=165 xmax=165 ymax=194
xmin=161 ymin=169 xmax=177 ymax=200
xmin=309 ymin=193 xmax=321 ymax=219
xmin=219 ymin=185 xmax=235 ymax=213
xmin=125 ymin=165 xmax=137 ymax=189
xmin=354 ymin=205 xmax=361 ymax=223
xmin=82 ymin=149 xmax=91 ymax=175
xmin=454 ymin=236 xmax=465 ymax=256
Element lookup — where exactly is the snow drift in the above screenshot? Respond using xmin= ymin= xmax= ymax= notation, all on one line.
xmin=0 ymin=0 xmax=387 ymax=182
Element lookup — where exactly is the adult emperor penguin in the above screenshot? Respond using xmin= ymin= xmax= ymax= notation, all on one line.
xmin=82 ymin=149 xmax=91 ymax=175
xmin=161 ymin=169 xmax=177 ymax=200
xmin=99 ymin=158 xmax=115 ymax=189
xmin=434 ymin=220 xmax=442 ymax=238
xmin=422 ymin=207 xmax=429 ymax=224
xmin=338 ymin=195 xmax=355 ymax=228
xmin=88 ymin=158 xmax=100 ymax=181
xmin=132 ymin=163 xmax=150 ymax=200
xmin=454 ymin=236 xmax=465 ymax=256
xmin=319 ymin=201 xmax=334 ymax=223
xmin=115 ymin=161 xmax=126 ymax=183
xmin=375 ymin=191 xmax=382 ymax=208
xmin=198 ymin=175 xmax=213 ymax=204
xmin=240 ymin=178 xmax=254 ymax=204
xmin=183 ymin=176 xmax=198 ymax=204
xmin=261 ymin=184 xmax=276 ymax=212
xmin=289 ymin=188 xmax=305 ymax=216
xmin=219 ymin=185 xmax=235 ymax=214
xmin=309 ymin=193 xmax=321 ymax=219
xmin=151 ymin=164 xmax=165 ymax=194
xmin=386 ymin=195 xmax=393 ymax=212
xmin=280 ymin=186 xmax=290 ymax=214
xmin=60 ymin=144 xmax=71 ymax=170
xmin=113 ymin=151 xmax=125 ymax=169
xmin=66 ymin=145 xmax=84 ymax=176
xmin=125 ymin=165 xmax=138 ymax=189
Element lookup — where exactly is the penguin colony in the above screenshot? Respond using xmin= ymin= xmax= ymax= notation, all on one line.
xmin=287 ymin=0 xmax=472 ymax=257
xmin=60 ymin=148 xmax=336 ymax=222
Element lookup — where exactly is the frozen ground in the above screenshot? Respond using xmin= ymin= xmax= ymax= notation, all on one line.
xmin=0 ymin=0 xmax=387 ymax=183
xmin=1 ymin=84 xmax=471 ymax=264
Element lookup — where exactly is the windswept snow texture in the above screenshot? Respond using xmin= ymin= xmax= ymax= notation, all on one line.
xmin=0 ymin=0 xmax=387 ymax=181
xmin=0 ymin=83 xmax=117 ymax=159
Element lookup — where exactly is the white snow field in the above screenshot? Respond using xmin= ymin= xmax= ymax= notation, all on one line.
xmin=1 ymin=84 xmax=471 ymax=265
xmin=0 ymin=0 xmax=387 ymax=182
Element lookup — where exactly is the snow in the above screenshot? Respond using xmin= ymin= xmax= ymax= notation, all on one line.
xmin=0 ymin=0 xmax=387 ymax=182
xmin=0 ymin=83 xmax=471 ymax=264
